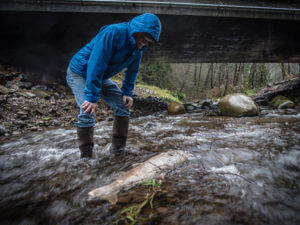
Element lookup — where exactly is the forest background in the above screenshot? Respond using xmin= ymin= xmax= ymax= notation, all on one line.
xmin=131 ymin=62 xmax=300 ymax=101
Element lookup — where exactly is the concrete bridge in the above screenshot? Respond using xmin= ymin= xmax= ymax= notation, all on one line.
xmin=0 ymin=0 xmax=300 ymax=76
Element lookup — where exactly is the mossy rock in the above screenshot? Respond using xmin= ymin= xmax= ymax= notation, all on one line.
xmin=168 ymin=101 xmax=185 ymax=115
xmin=270 ymin=95 xmax=295 ymax=109
xmin=218 ymin=93 xmax=259 ymax=117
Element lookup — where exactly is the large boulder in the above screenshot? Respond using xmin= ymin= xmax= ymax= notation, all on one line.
xmin=218 ymin=93 xmax=259 ymax=117
xmin=168 ymin=101 xmax=185 ymax=115
xmin=270 ymin=95 xmax=295 ymax=109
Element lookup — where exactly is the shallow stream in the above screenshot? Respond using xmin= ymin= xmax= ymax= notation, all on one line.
xmin=0 ymin=108 xmax=299 ymax=225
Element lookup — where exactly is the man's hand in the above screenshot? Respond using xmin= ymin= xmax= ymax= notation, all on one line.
xmin=81 ymin=100 xmax=97 ymax=117
xmin=123 ymin=95 xmax=133 ymax=108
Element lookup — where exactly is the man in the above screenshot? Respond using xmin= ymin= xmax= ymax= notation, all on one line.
xmin=66 ymin=13 xmax=161 ymax=158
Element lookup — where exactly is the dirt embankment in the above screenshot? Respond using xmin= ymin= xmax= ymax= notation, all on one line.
xmin=0 ymin=66 xmax=167 ymax=137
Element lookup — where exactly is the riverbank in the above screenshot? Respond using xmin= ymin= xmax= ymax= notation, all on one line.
xmin=1 ymin=64 xmax=299 ymax=137
xmin=0 ymin=65 xmax=168 ymax=137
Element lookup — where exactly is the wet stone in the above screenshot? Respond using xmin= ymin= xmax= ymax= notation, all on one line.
xmin=5 ymin=73 xmax=14 ymax=81
xmin=19 ymin=73 xmax=28 ymax=82
xmin=35 ymin=108 xmax=43 ymax=115
xmin=32 ymin=89 xmax=50 ymax=99
xmin=168 ymin=101 xmax=185 ymax=115
xmin=29 ymin=126 xmax=38 ymax=131
xmin=17 ymin=112 xmax=28 ymax=120
xmin=13 ymin=120 xmax=26 ymax=127
xmin=0 ymin=84 xmax=10 ymax=94
xmin=17 ymin=91 xmax=36 ymax=99
xmin=0 ymin=95 xmax=7 ymax=105
xmin=12 ymin=131 xmax=21 ymax=135
xmin=0 ymin=125 xmax=7 ymax=135
xmin=19 ymin=82 xmax=33 ymax=90
xmin=2 ymin=122 xmax=10 ymax=127
xmin=53 ymin=119 xmax=61 ymax=126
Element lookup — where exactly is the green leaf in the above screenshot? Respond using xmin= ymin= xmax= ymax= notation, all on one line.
xmin=121 ymin=206 xmax=133 ymax=214
xmin=126 ymin=215 xmax=136 ymax=222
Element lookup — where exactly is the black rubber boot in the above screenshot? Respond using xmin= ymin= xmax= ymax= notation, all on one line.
xmin=111 ymin=116 xmax=129 ymax=152
xmin=77 ymin=127 xmax=94 ymax=158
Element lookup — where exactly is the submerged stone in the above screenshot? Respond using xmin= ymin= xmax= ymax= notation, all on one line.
xmin=218 ymin=93 xmax=259 ymax=117
xmin=270 ymin=95 xmax=295 ymax=109
xmin=168 ymin=101 xmax=185 ymax=115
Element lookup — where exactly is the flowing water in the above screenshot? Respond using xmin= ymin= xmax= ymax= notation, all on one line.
xmin=0 ymin=108 xmax=300 ymax=225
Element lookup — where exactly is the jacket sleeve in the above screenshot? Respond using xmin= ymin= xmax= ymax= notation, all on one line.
xmin=84 ymin=28 xmax=117 ymax=103
xmin=121 ymin=52 xmax=142 ymax=97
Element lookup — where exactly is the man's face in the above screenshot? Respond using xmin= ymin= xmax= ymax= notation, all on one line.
xmin=134 ymin=32 xmax=154 ymax=49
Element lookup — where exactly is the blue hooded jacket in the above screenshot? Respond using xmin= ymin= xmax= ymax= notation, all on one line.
xmin=69 ymin=13 xmax=161 ymax=103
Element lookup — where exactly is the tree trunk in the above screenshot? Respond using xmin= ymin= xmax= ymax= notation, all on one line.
xmin=210 ymin=63 xmax=214 ymax=89
xmin=217 ymin=64 xmax=222 ymax=96
xmin=204 ymin=63 xmax=213 ymax=90
xmin=250 ymin=63 xmax=257 ymax=89
xmin=245 ymin=63 xmax=253 ymax=90
xmin=240 ymin=63 xmax=245 ymax=91
xmin=197 ymin=63 xmax=202 ymax=94
xmin=224 ymin=64 xmax=229 ymax=96
xmin=193 ymin=64 xmax=197 ymax=87
xmin=220 ymin=63 xmax=226 ymax=85
xmin=178 ymin=65 xmax=190 ymax=92
xmin=279 ymin=63 xmax=288 ymax=79
xmin=233 ymin=64 xmax=238 ymax=86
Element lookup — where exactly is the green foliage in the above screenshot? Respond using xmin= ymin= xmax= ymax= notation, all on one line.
xmin=139 ymin=62 xmax=172 ymax=88
xmin=172 ymin=90 xmax=186 ymax=101
xmin=137 ymin=84 xmax=181 ymax=103
xmin=245 ymin=88 xmax=258 ymax=96
xmin=113 ymin=179 xmax=162 ymax=225
xmin=142 ymin=178 xmax=162 ymax=190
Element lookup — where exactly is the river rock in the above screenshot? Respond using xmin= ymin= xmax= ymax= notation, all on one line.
xmin=29 ymin=126 xmax=38 ymax=131
xmin=32 ymin=89 xmax=50 ymax=99
xmin=0 ymin=95 xmax=7 ymax=105
xmin=19 ymin=82 xmax=33 ymax=90
xmin=0 ymin=125 xmax=7 ymax=135
xmin=270 ymin=95 xmax=295 ymax=109
xmin=17 ymin=111 xmax=28 ymax=120
xmin=19 ymin=73 xmax=28 ymax=82
xmin=53 ymin=119 xmax=61 ymax=126
xmin=218 ymin=93 xmax=259 ymax=117
xmin=5 ymin=73 xmax=14 ymax=81
xmin=200 ymin=99 xmax=213 ymax=109
xmin=183 ymin=102 xmax=199 ymax=111
xmin=168 ymin=101 xmax=185 ymax=115
xmin=13 ymin=120 xmax=26 ymax=128
xmin=17 ymin=91 xmax=36 ymax=98
xmin=0 ymin=84 xmax=10 ymax=94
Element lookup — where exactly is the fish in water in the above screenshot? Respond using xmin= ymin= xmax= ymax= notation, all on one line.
xmin=88 ymin=150 xmax=188 ymax=204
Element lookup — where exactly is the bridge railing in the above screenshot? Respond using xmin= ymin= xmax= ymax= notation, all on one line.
xmin=1 ymin=0 xmax=300 ymax=20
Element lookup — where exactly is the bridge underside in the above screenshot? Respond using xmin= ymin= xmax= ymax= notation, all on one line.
xmin=0 ymin=12 xmax=299 ymax=76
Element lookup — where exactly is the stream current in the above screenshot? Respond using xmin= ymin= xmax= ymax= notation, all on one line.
xmin=0 ymin=108 xmax=299 ymax=225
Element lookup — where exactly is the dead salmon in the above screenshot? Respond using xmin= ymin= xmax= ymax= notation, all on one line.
xmin=88 ymin=150 xmax=188 ymax=204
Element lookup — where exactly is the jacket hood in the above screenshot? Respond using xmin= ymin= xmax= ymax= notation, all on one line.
xmin=128 ymin=13 xmax=161 ymax=43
